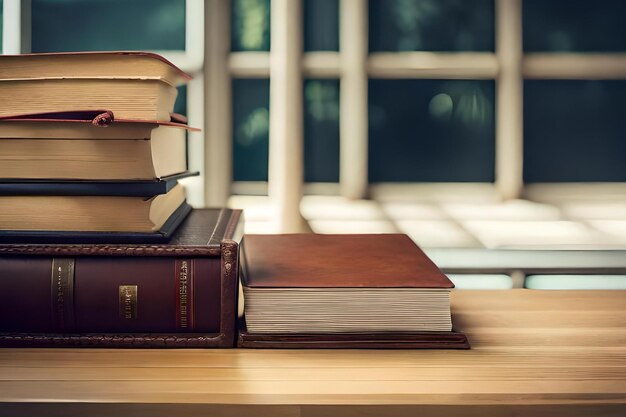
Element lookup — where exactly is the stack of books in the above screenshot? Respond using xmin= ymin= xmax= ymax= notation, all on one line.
xmin=0 ymin=52 xmax=245 ymax=348
xmin=0 ymin=52 xmax=195 ymax=242
xmin=0 ymin=52 xmax=467 ymax=350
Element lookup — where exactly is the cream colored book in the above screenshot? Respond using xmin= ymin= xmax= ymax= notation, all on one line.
xmin=0 ymin=78 xmax=177 ymax=121
xmin=0 ymin=121 xmax=188 ymax=180
xmin=0 ymin=184 xmax=186 ymax=233
xmin=0 ymin=51 xmax=190 ymax=86
xmin=0 ymin=52 xmax=190 ymax=122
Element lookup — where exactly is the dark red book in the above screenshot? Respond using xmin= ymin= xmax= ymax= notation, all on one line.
xmin=0 ymin=208 xmax=243 ymax=348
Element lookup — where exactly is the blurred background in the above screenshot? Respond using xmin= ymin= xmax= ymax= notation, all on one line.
xmin=2 ymin=0 xmax=626 ymax=288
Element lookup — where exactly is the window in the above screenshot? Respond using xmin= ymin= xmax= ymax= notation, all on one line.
xmin=31 ymin=0 xmax=185 ymax=52
xmin=3 ymin=0 xmax=626 ymax=228
xmin=524 ymin=80 xmax=626 ymax=182
xmin=369 ymin=0 xmax=494 ymax=52
xmin=369 ymin=79 xmax=494 ymax=182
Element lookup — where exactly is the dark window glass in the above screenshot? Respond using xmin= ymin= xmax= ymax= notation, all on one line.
xmin=31 ymin=0 xmax=185 ymax=52
xmin=233 ymin=79 xmax=270 ymax=181
xmin=524 ymin=81 xmax=626 ymax=182
xmin=174 ymin=86 xmax=187 ymax=116
xmin=231 ymin=0 xmax=271 ymax=52
xmin=304 ymin=0 xmax=339 ymax=51
xmin=369 ymin=0 xmax=494 ymax=52
xmin=304 ymin=80 xmax=340 ymax=182
xmin=524 ymin=0 xmax=626 ymax=52
xmin=369 ymin=80 xmax=495 ymax=182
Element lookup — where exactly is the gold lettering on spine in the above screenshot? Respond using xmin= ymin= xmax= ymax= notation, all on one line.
xmin=119 ymin=285 xmax=138 ymax=319
xmin=176 ymin=259 xmax=194 ymax=330
xmin=51 ymin=258 xmax=75 ymax=332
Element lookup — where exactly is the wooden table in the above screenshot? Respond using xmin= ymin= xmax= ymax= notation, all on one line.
xmin=1 ymin=290 xmax=625 ymax=417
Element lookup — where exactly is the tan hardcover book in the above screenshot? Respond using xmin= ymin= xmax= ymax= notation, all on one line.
xmin=0 ymin=120 xmax=190 ymax=180
xmin=0 ymin=51 xmax=190 ymax=86
xmin=0 ymin=78 xmax=177 ymax=121
xmin=239 ymin=234 xmax=468 ymax=349
xmin=0 ymin=183 xmax=186 ymax=234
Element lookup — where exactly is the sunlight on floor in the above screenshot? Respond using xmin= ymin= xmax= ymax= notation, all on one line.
xmin=228 ymin=192 xmax=626 ymax=250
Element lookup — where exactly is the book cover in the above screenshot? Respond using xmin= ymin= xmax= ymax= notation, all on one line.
xmin=0 ymin=172 xmax=198 ymax=197
xmin=0 ymin=208 xmax=243 ymax=348
xmin=238 ymin=234 xmax=468 ymax=349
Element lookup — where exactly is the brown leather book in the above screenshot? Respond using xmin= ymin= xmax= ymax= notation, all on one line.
xmin=0 ymin=208 xmax=243 ymax=348
xmin=239 ymin=234 xmax=468 ymax=349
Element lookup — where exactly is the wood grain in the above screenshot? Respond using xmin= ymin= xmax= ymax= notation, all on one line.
xmin=0 ymin=290 xmax=625 ymax=417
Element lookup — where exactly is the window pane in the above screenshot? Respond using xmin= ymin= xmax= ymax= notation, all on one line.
xmin=369 ymin=80 xmax=495 ymax=182
xmin=304 ymin=80 xmax=340 ymax=182
xmin=231 ymin=0 xmax=271 ymax=52
xmin=524 ymin=81 xmax=626 ymax=182
xmin=524 ymin=0 xmax=626 ymax=52
xmin=31 ymin=0 xmax=185 ymax=52
xmin=233 ymin=79 xmax=270 ymax=181
xmin=174 ymin=86 xmax=187 ymax=116
xmin=304 ymin=0 xmax=339 ymax=51
xmin=369 ymin=0 xmax=494 ymax=52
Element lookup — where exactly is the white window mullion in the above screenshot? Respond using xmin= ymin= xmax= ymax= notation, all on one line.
xmin=203 ymin=0 xmax=232 ymax=207
xmin=367 ymin=52 xmax=498 ymax=79
xmin=524 ymin=53 xmax=626 ymax=79
xmin=268 ymin=0 xmax=305 ymax=232
xmin=156 ymin=0 xmax=204 ymax=73
xmin=182 ymin=72 xmax=205 ymax=207
xmin=2 ymin=0 xmax=30 ymax=54
xmin=340 ymin=0 xmax=369 ymax=199
xmin=496 ymin=0 xmax=524 ymax=199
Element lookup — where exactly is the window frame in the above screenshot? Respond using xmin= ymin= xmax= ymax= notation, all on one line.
xmin=5 ymin=0 xmax=626 ymax=232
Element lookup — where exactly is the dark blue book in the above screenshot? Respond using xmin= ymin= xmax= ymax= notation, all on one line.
xmin=0 ymin=171 xmax=198 ymax=197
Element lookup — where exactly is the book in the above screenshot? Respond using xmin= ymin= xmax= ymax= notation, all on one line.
xmin=0 ymin=51 xmax=190 ymax=85
xmin=0 ymin=52 xmax=189 ymax=122
xmin=0 ymin=208 xmax=243 ymax=348
xmin=0 ymin=172 xmax=197 ymax=197
xmin=0 ymin=78 xmax=177 ymax=121
xmin=239 ymin=234 xmax=469 ymax=349
xmin=0 ymin=183 xmax=188 ymax=241
xmin=0 ymin=116 xmax=196 ymax=181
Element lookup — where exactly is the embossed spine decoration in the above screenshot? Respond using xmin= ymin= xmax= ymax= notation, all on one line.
xmin=51 ymin=258 xmax=75 ymax=332
xmin=175 ymin=259 xmax=194 ymax=330
xmin=220 ymin=240 xmax=239 ymax=346
xmin=118 ymin=285 xmax=138 ymax=319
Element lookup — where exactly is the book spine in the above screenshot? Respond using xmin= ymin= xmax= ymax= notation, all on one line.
xmin=0 ymin=256 xmax=222 ymax=333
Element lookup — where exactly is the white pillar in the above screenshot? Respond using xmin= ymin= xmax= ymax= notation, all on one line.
xmin=269 ymin=0 xmax=304 ymax=232
xmin=496 ymin=0 xmax=524 ymax=199
xmin=340 ymin=0 xmax=369 ymax=199
xmin=204 ymin=0 xmax=233 ymax=207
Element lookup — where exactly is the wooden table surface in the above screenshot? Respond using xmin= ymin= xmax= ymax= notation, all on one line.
xmin=1 ymin=290 xmax=625 ymax=417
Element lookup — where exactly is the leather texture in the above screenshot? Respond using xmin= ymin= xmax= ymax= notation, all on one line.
xmin=0 ymin=208 xmax=241 ymax=255
xmin=237 ymin=321 xmax=470 ymax=349
xmin=0 ymin=208 xmax=243 ymax=348
xmin=241 ymin=234 xmax=454 ymax=288
xmin=0 ymin=333 xmax=230 ymax=348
